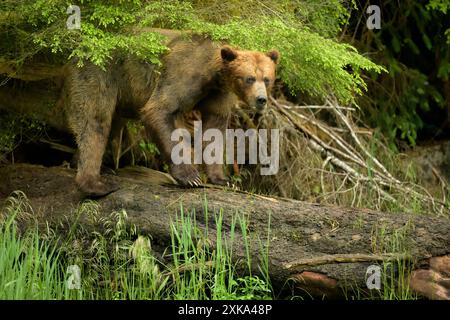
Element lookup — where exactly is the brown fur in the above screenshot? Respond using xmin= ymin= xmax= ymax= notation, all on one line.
xmin=62 ymin=30 xmax=279 ymax=196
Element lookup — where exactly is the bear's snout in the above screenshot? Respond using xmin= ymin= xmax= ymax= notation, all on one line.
xmin=256 ymin=95 xmax=267 ymax=110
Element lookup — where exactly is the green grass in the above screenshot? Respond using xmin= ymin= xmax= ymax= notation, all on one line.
xmin=0 ymin=192 xmax=272 ymax=300
xmin=370 ymin=222 xmax=417 ymax=300
xmin=0 ymin=196 xmax=68 ymax=299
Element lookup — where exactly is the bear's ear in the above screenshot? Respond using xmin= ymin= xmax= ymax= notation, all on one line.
xmin=221 ymin=46 xmax=238 ymax=62
xmin=266 ymin=50 xmax=280 ymax=64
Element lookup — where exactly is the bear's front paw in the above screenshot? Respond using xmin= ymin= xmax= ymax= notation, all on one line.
xmin=77 ymin=176 xmax=119 ymax=198
xmin=209 ymin=176 xmax=229 ymax=186
xmin=208 ymin=174 xmax=239 ymax=190
xmin=171 ymin=164 xmax=202 ymax=187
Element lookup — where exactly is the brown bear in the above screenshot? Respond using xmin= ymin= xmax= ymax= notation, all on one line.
xmin=63 ymin=30 xmax=279 ymax=196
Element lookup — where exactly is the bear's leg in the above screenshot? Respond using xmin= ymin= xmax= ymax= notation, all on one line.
xmin=198 ymin=92 xmax=233 ymax=185
xmin=202 ymin=113 xmax=229 ymax=185
xmin=66 ymin=69 xmax=119 ymax=197
xmin=75 ymin=122 xmax=118 ymax=197
xmin=142 ymin=98 xmax=202 ymax=187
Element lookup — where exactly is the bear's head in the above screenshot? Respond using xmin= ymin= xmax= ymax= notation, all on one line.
xmin=221 ymin=46 xmax=279 ymax=112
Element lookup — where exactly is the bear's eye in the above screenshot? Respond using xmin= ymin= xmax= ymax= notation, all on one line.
xmin=264 ymin=77 xmax=271 ymax=86
xmin=245 ymin=76 xmax=256 ymax=84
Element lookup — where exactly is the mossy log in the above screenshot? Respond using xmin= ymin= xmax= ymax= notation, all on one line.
xmin=0 ymin=164 xmax=449 ymax=299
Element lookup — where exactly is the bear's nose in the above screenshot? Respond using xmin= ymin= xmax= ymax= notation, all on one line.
xmin=256 ymin=96 xmax=267 ymax=108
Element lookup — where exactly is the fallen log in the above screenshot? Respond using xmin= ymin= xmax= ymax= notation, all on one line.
xmin=0 ymin=77 xmax=66 ymax=132
xmin=0 ymin=163 xmax=449 ymax=299
xmin=0 ymin=59 xmax=64 ymax=81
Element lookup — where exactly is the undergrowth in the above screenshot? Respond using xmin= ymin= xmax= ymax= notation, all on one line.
xmin=0 ymin=191 xmax=272 ymax=300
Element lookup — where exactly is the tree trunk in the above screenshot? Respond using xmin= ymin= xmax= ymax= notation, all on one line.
xmin=0 ymin=164 xmax=449 ymax=299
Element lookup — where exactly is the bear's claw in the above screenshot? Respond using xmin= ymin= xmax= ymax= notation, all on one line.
xmin=171 ymin=164 xmax=202 ymax=188
xmin=186 ymin=177 xmax=203 ymax=187
xmin=226 ymin=181 xmax=240 ymax=190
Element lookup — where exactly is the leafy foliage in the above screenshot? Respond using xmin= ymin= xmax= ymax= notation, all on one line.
xmin=0 ymin=0 xmax=382 ymax=103
xmin=0 ymin=113 xmax=46 ymax=156
xmin=349 ymin=0 xmax=450 ymax=147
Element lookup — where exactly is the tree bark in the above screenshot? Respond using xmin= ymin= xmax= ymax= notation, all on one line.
xmin=0 ymin=164 xmax=449 ymax=299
